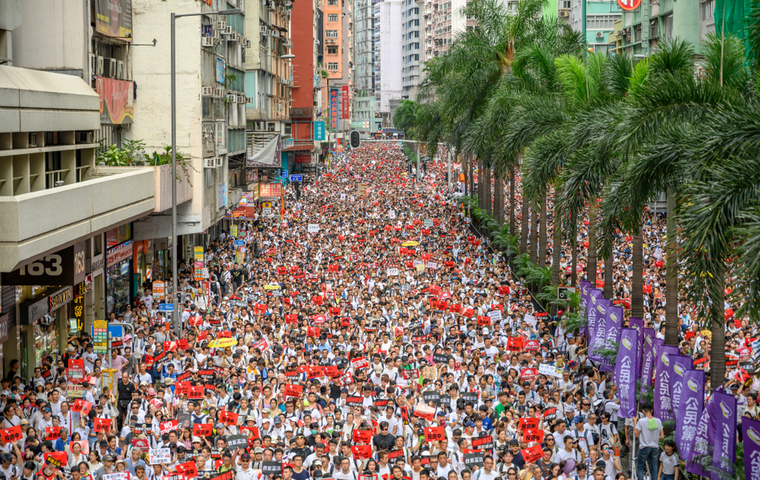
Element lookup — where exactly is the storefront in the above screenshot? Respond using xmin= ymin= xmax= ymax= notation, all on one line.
xmin=106 ymin=241 xmax=133 ymax=317
xmin=19 ymin=285 xmax=74 ymax=376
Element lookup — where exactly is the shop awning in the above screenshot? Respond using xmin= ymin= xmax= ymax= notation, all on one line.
xmin=283 ymin=143 xmax=316 ymax=152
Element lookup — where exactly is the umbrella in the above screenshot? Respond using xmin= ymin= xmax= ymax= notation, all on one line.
xmin=208 ymin=338 xmax=238 ymax=348
xmin=402 ymin=241 xmax=419 ymax=247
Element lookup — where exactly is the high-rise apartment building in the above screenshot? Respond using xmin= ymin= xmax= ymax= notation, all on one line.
xmin=320 ymin=0 xmax=353 ymax=132
xmin=351 ymin=0 xmax=377 ymax=132
xmin=561 ymin=0 xmax=621 ymax=53
xmin=401 ymin=0 xmax=422 ymax=99
xmin=374 ymin=0 xmax=403 ymax=127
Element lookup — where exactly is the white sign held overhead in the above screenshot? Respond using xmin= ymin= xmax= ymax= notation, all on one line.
xmin=150 ymin=448 xmax=172 ymax=465
xmin=487 ymin=309 xmax=502 ymax=322
xmin=308 ymin=224 xmax=320 ymax=233
xmin=387 ymin=268 xmax=399 ymax=276
xmin=539 ymin=364 xmax=563 ymax=378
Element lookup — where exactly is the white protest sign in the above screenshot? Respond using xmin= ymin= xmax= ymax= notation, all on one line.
xmin=308 ymin=224 xmax=320 ymax=233
xmin=524 ymin=314 xmax=537 ymax=328
xmin=487 ymin=309 xmax=502 ymax=322
xmin=389 ymin=210 xmax=396 ymax=219
xmin=387 ymin=268 xmax=399 ymax=276
xmin=426 ymin=262 xmax=438 ymax=270
xmin=104 ymin=473 xmax=130 ymax=480
xmin=340 ymin=194 xmax=346 ymax=201
xmin=424 ymin=218 xmax=433 ymax=227
xmin=150 ymin=448 xmax=172 ymax=465
xmin=539 ymin=364 xmax=563 ymax=378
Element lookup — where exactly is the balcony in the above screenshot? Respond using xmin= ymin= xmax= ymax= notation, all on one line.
xmin=0 ymin=167 xmax=156 ymax=272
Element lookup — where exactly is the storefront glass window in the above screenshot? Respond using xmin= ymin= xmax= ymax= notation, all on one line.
xmin=106 ymin=241 xmax=133 ymax=316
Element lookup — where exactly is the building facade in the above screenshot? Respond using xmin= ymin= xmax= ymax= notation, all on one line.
xmin=351 ymin=0 xmax=377 ymax=132
xmin=401 ymin=0 xmax=422 ymax=99
xmin=374 ymin=0 xmax=403 ymax=127
xmin=563 ymin=0 xmax=621 ymax=54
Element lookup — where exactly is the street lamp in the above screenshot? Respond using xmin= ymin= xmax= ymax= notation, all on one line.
xmin=170 ymin=8 xmax=241 ymax=338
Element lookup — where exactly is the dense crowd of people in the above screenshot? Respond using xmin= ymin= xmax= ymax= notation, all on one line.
xmin=2 ymin=143 xmax=751 ymax=480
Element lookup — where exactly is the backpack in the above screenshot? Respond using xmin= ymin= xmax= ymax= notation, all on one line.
xmin=595 ymin=399 xmax=609 ymax=419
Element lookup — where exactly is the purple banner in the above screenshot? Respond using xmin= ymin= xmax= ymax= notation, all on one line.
xmin=742 ymin=416 xmax=760 ymax=480
xmin=712 ymin=391 xmax=736 ymax=480
xmin=586 ymin=288 xmax=603 ymax=344
xmin=667 ymin=354 xmax=693 ymax=420
xmin=629 ymin=317 xmax=644 ymax=379
xmin=653 ymin=344 xmax=679 ymax=422
xmin=600 ymin=305 xmax=623 ymax=372
xmin=614 ymin=328 xmax=638 ymax=418
xmin=687 ymin=391 xmax=716 ymax=476
xmin=677 ymin=369 xmax=704 ymax=463
xmin=640 ymin=328 xmax=656 ymax=395
xmin=589 ymin=297 xmax=611 ymax=363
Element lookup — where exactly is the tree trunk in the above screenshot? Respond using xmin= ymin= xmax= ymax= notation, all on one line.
xmin=530 ymin=202 xmax=539 ymax=264
xmin=494 ymin=173 xmax=504 ymax=226
xmin=484 ymin=166 xmax=492 ymax=216
xmin=520 ymin=194 xmax=530 ymax=257
xmin=632 ymin=225 xmax=644 ymax=319
xmin=710 ymin=265 xmax=726 ymax=389
xmin=604 ymin=254 xmax=613 ymax=298
xmin=461 ymin=154 xmax=469 ymax=196
xmin=571 ymin=225 xmax=578 ymax=287
xmin=509 ymin=166 xmax=516 ymax=236
xmin=469 ymin=155 xmax=474 ymax=199
xmin=587 ymin=202 xmax=598 ymax=288
xmin=539 ymin=196 xmax=547 ymax=267
xmin=552 ymin=203 xmax=562 ymax=286
xmin=664 ymin=188 xmax=679 ymax=346
xmin=477 ymin=159 xmax=483 ymax=211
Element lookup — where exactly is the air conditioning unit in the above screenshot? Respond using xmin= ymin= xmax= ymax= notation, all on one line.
xmin=596 ymin=32 xmax=604 ymax=38
xmin=203 ymin=158 xmax=216 ymax=169
xmin=215 ymin=157 xmax=224 ymax=167
xmin=239 ymin=35 xmax=246 ymax=46
xmin=214 ymin=87 xmax=224 ymax=98
xmin=202 ymin=86 xmax=214 ymax=96
xmin=215 ymin=20 xmax=226 ymax=30
xmin=29 ymin=133 xmax=37 ymax=147
xmin=107 ymin=58 xmax=117 ymax=78
xmin=271 ymin=30 xmax=280 ymax=38
xmin=223 ymin=25 xmax=233 ymax=35
xmin=202 ymin=36 xmax=215 ymax=47
xmin=245 ymin=97 xmax=253 ymax=104
xmin=96 ymin=56 xmax=104 ymax=76
xmin=116 ymin=60 xmax=125 ymax=79
xmin=229 ymin=32 xmax=238 ymax=42
xmin=227 ymin=92 xmax=237 ymax=102
xmin=246 ymin=39 xmax=252 ymax=48
xmin=558 ymin=9 xmax=569 ymax=17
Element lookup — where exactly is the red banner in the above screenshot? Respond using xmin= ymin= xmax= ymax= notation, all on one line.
xmin=521 ymin=445 xmax=544 ymax=464
xmin=72 ymin=399 xmax=92 ymax=415
xmin=93 ymin=418 xmax=111 ymax=433
xmin=219 ymin=410 xmax=239 ymax=426
xmin=352 ymin=445 xmax=372 ymax=459
xmin=424 ymin=426 xmax=445 ymax=442
xmin=194 ymin=423 xmax=213 ymax=437
xmin=522 ymin=428 xmax=544 ymax=444
xmin=518 ymin=418 xmax=539 ymax=430
xmin=96 ymin=76 xmax=134 ymax=124
xmin=342 ymin=86 xmax=350 ymax=120
xmin=283 ymin=384 xmax=304 ymax=398
xmin=0 ymin=425 xmax=21 ymax=443
xmin=353 ymin=429 xmax=373 ymax=444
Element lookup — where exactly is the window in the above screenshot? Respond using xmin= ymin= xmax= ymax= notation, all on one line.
xmin=328 ymin=0 xmax=338 ymax=4
xmin=328 ymin=14 xmax=338 ymax=21
xmin=328 ymin=62 xmax=339 ymax=70
xmin=587 ymin=14 xmax=618 ymax=30
xmin=326 ymin=30 xmax=338 ymax=37
xmin=701 ymin=0 xmax=715 ymax=24
xmin=634 ymin=24 xmax=642 ymax=43
xmin=327 ymin=45 xmax=338 ymax=54
xmin=661 ymin=14 xmax=673 ymax=41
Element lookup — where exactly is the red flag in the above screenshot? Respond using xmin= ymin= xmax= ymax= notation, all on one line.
xmin=352 ymin=445 xmax=372 ymax=459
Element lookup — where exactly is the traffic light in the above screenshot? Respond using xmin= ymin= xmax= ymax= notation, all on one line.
xmin=350 ymin=130 xmax=361 ymax=149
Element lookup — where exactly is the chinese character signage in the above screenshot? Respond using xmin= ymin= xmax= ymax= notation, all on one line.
xmin=314 ymin=121 xmax=326 ymax=141
xmin=342 ymin=86 xmax=349 ymax=120
xmin=95 ymin=0 xmax=133 ymax=40
xmin=330 ymin=88 xmax=339 ymax=129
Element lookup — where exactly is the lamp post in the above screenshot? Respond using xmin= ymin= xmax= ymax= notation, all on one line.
xmin=170 ymin=8 xmax=241 ymax=338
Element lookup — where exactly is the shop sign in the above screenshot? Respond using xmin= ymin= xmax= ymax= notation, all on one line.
xmin=49 ymin=287 xmax=73 ymax=313
xmin=107 ymin=241 xmax=133 ymax=266
xmin=94 ymin=0 xmax=133 ymax=40
xmin=342 ymin=86 xmax=349 ymax=120
xmin=0 ymin=314 xmax=9 ymax=343
xmin=153 ymin=281 xmax=165 ymax=301
xmin=330 ymin=88 xmax=339 ymax=129
xmin=91 ymin=254 xmax=105 ymax=277
xmin=2 ymin=242 xmax=86 ymax=286
xmin=260 ymin=183 xmax=282 ymax=198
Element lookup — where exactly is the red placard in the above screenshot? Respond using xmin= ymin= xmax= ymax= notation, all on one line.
xmin=507 ymin=337 xmax=524 ymax=351
xmin=160 ymin=420 xmax=178 ymax=435
xmin=522 ymin=428 xmax=544 ymax=443
xmin=44 ymin=452 xmax=68 ymax=467
xmin=461 ymin=307 xmax=474 ymax=318
xmin=524 ymin=340 xmax=540 ymax=351
xmin=353 ymin=429 xmax=373 ymax=444
xmin=413 ymin=403 xmax=436 ymax=421
xmin=351 ymin=357 xmax=369 ymax=370
xmin=285 ymin=314 xmax=298 ymax=324
xmin=283 ymin=384 xmax=304 ymax=398
xmin=521 ymin=368 xmax=538 ymax=381
xmin=176 ymin=461 xmax=198 ymax=477
xmin=424 ymin=426 xmax=445 ymax=442
xmin=352 ymin=445 xmax=372 ymax=459
xmin=521 ymin=444 xmax=544 ymax=464
xmin=188 ymin=386 xmax=205 ymax=399
xmin=518 ymin=418 xmax=540 ymax=430
xmin=45 ymin=426 xmax=63 ymax=441
xmin=93 ymin=418 xmax=111 ymax=433
xmin=219 ymin=410 xmax=239 ymax=426
xmin=194 ymin=423 xmax=213 ymax=437
xmin=477 ymin=316 xmax=491 ymax=326
xmin=72 ymin=399 xmax=92 ymax=415
xmin=67 ymin=359 xmax=85 ymax=383
xmin=0 ymin=425 xmax=22 ymax=444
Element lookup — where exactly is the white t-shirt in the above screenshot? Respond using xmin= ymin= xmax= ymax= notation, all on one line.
xmin=635 ymin=417 xmax=662 ymax=448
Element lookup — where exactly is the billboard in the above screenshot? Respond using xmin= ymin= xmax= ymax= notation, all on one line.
xmin=314 ymin=121 xmax=326 ymax=141
xmin=95 ymin=0 xmax=133 ymax=40
xmin=96 ymin=77 xmax=134 ymax=125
